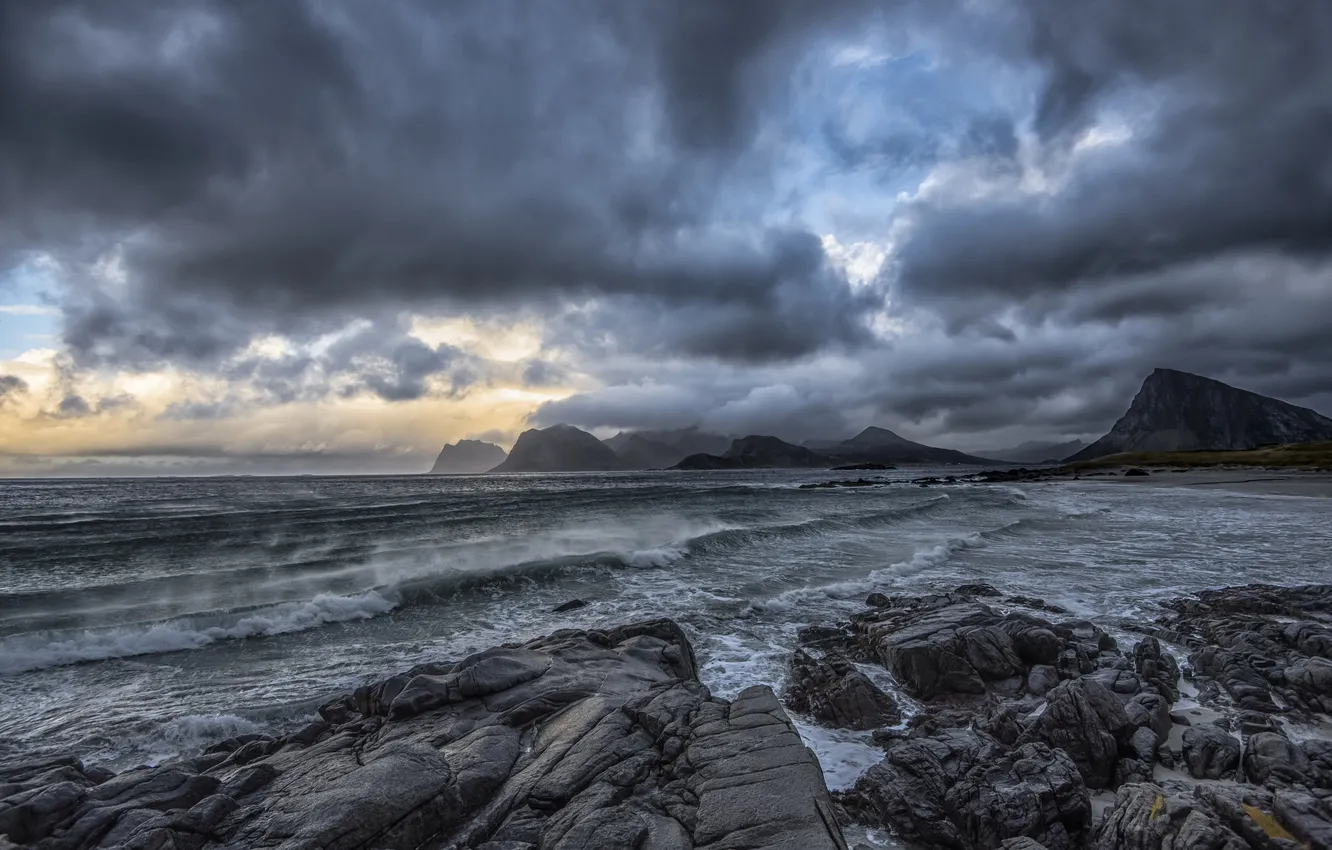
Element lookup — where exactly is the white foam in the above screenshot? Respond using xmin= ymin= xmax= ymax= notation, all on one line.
xmin=622 ymin=546 xmax=687 ymax=568
xmin=794 ymin=720 xmax=884 ymax=791
xmin=0 ymin=590 xmax=398 ymax=676
xmin=128 ymin=714 xmax=263 ymax=767
xmin=888 ymin=532 xmax=984 ymax=576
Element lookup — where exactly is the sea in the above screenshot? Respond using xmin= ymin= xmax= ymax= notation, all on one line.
xmin=2 ymin=470 xmax=1329 ymax=806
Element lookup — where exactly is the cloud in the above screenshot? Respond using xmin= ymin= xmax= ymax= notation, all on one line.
xmin=3 ymin=0 xmax=890 ymax=371
xmin=889 ymin=1 xmax=1332 ymax=327
xmin=5 ymin=0 xmax=1332 ymax=471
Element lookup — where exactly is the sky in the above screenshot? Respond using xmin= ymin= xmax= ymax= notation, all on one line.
xmin=3 ymin=0 xmax=1332 ymax=476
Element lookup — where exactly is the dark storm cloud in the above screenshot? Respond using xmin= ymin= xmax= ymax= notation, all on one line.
xmin=521 ymin=360 xmax=566 ymax=389
xmin=1 ymin=0 xmax=888 ymax=368
xmin=195 ymin=319 xmax=474 ymax=410
xmin=893 ymin=0 xmax=1332 ymax=318
xmin=6 ymin=0 xmax=1332 ymax=460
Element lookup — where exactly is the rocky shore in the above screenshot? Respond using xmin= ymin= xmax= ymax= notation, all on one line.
xmin=3 ymin=584 xmax=1331 ymax=850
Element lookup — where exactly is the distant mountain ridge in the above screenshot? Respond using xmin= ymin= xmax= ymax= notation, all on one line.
xmin=612 ymin=434 xmax=682 ymax=470
xmin=604 ymin=427 xmax=732 ymax=469
xmin=827 ymin=426 xmax=996 ymax=465
xmin=980 ymin=439 xmax=1085 ymax=465
xmin=672 ymin=428 xmax=994 ymax=469
xmin=673 ymin=435 xmax=827 ymax=469
xmin=428 ymin=440 xmax=507 ymax=474
xmin=490 ymin=425 xmax=625 ymax=472
xmin=1069 ymin=368 xmax=1332 ymax=461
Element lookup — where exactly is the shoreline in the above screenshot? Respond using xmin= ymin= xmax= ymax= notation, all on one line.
xmin=1073 ymin=467 xmax=1332 ymax=498
xmin=5 ymin=582 xmax=1332 ymax=849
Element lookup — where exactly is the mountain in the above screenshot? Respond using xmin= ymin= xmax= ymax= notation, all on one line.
xmin=427 ymin=440 xmax=507 ymax=474
xmin=489 ymin=425 xmax=626 ymax=472
xmin=613 ymin=434 xmax=683 ymax=470
xmin=672 ymin=435 xmax=829 ymax=469
xmin=980 ymin=439 xmax=1085 ymax=465
xmin=604 ymin=428 xmax=731 ymax=459
xmin=723 ymin=435 xmax=827 ymax=467
xmin=829 ymin=426 xmax=996 ymax=465
xmin=671 ymin=453 xmax=745 ymax=470
xmin=1069 ymin=368 xmax=1332 ymax=461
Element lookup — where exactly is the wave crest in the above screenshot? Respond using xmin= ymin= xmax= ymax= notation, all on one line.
xmin=0 ymin=590 xmax=397 ymax=676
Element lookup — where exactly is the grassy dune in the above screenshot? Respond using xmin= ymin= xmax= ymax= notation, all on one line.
xmin=1067 ymin=441 xmax=1332 ymax=470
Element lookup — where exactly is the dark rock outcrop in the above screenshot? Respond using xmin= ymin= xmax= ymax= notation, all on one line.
xmin=1157 ymin=583 xmax=1332 ymax=717
xmin=1017 ymin=678 xmax=1133 ymax=790
xmin=1181 ymin=724 xmax=1241 ymax=780
xmin=1092 ymin=782 xmax=1332 ymax=850
xmin=784 ymin=650 xmax=900 ymax=731
xmin=490 ymin=425 xmax=626 ymax=473
xmin=844 ymin=591 xmax=1129 ymax=708
xmin=0 ymin=621 xmax=849 ymax=850
xmin=842 ymin=731 xmax=1091 ymax=850
xmin=1069 ymin=368 xmax=1332 ymax=460
xmin=428 ymin=439 xmax=507 ymax=474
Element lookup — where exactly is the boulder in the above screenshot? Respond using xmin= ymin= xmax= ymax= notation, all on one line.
xmin=1181 ymin=724 xmax=1240 ymax=780
xmin=1244 ymin=731 xmax=1314 ymax=790
xmin=1092 ymin=784 xmax=1247 ymax=850
xmin=1132 ymin=637 xmax=1180 ymax=702
xmin=841 ymin=729 xmax=1003 ymax=848
xmin=843 ymin=732 xmax=1091 ymax=850
xmin=784 ymin=649 xmax=901 ymax=731
xmin=850 ymin=599 xmax=1108 ymax=704
xmin=945 ymin=743 xmax=1091 ymax=850
xmin=1017 ymin=678 xmax=1132 ymax=790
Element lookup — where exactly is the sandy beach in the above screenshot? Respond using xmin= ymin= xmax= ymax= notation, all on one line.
xmin=1080 ymin=467 xmax=1332 ymax=497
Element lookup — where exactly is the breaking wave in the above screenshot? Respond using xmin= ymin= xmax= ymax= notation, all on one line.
xmin=0 ymin=590 xmax=398 ymax=676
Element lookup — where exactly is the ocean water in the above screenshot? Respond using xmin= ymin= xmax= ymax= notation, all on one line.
xmin=2 ymin=470 xmax=1329 ymax=795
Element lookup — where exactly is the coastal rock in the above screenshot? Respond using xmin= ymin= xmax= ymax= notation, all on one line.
xmin=1273 ymin=790 xmax=1332 ymax=849
xmin=1158 ymin=583 xmax=1332 ymax=718
xmin=843 ymin=732 xmax=1091 ymax=850
xmin=1243 ymin=732 xmax=1315 ymax=790
xmin=1132 ymin=637 xmax=1181 ymax=702
xmin=0 ymin=620 xmax=848 ymax=850
xmin=1092 ymin=784 xmax=1248 ymax=850
xmin=1016 ymin=678 xmax=1132 ymax=790
xmin=1125 ymin=692 xmax=1172 ymax=741
xmin=784 ymin=650 xmax=901 ymax=731
xmin=849 ymin=599 xmax=1079 ymax=702
xmin=1181 ymin=724 xmax=1241 ymax=780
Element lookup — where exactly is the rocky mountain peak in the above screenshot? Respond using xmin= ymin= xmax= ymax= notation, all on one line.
xmin=1069 ymin=369 xmax=1332 ymax=460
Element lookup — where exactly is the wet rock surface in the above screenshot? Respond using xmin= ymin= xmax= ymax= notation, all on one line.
xmin=796 ymin=583 xmax=1332 ymax=850
xmin=784 ymin=650 xmax=901 ymax=731
xmin=8 ymin=583 xmax=1332 ymax=850
xmin=0 ymin=620 xmax=847 ymax=850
